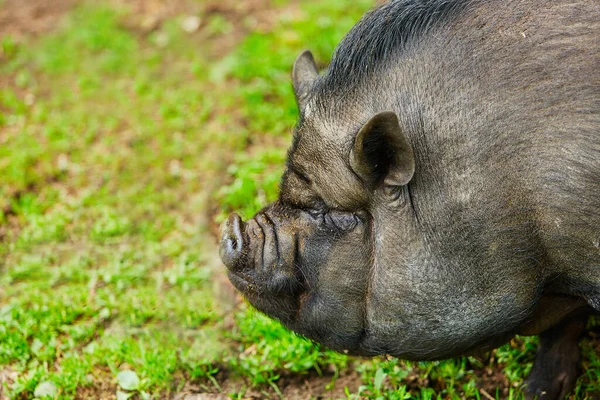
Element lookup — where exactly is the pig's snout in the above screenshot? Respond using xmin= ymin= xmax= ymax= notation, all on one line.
xmin=219 ymin=213 xmax=247 ymax=272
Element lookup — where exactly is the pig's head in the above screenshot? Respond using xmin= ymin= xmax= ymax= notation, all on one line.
xmin=220 ymin=51 xmax=422 ymax=355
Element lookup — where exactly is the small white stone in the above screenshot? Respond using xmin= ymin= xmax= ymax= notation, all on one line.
xmin=57 ymin=153 xmax=69 ymax=171
xmin=154 ymin=32 xmax=170 ymax=48
xmin=169 ymin=159 xmax=181 ymax=177
xmin=24 ymin=93 xmax=35 ymax=106
xmin=181 ymin=16 xmax=201 ymax=33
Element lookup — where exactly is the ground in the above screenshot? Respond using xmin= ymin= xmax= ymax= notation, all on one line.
xmin=0 ymin=0 xmax=599 ymax=399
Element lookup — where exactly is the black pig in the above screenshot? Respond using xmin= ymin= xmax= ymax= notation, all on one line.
xmin=220 ymin=0 xmax=600 ymax=398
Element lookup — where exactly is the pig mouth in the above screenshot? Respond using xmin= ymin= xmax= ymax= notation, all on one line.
xmin=220 ymin=213 xmax=305 ymax=299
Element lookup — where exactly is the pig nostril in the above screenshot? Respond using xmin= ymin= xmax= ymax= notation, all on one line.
xmin=229 ymin=213 xmax=244 ymax=252
xmin=219 ymin=213 xmax=246 ymax=270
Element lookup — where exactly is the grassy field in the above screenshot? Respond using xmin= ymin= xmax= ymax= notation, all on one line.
xmin=0 ymin=0 xmax=599 ymax=399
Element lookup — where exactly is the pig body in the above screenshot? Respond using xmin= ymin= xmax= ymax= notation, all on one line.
xmin=221 ymin=0 xmax=600 ymax=397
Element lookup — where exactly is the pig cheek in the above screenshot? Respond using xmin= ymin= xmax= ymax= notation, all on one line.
xmin=292 ymin=229 xmax=373 ymax=352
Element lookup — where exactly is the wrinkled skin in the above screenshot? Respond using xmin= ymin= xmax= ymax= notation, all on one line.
xmin=222 ymin=204 xmax=373 ymax=351
xmin=220 ymin=0 xmax=600 ymax=397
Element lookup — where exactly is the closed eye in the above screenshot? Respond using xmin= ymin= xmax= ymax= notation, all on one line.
xmin=288 ymin=163 xmax=312 ymax=185
xmin=296 ymin=171 xmax=311 ymax=185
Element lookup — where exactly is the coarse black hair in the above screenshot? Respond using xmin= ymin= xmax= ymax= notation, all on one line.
xmin=315 ymin=0 xmax=472 ymax=94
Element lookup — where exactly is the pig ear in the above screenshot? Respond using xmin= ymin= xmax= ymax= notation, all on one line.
xmin=350 ymin=112 xmax=415 ymax=188
xmin=292 ymin=50 xmax=318 ymax=109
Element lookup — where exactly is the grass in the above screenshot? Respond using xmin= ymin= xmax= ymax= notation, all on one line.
xmin=0 ymin=0 xmax=598 ymax=399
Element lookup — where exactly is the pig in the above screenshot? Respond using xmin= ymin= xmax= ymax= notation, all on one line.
xmin=219 ymin=0 xmax=600 ymax=398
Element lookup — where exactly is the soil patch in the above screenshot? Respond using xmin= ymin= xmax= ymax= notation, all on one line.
xmin=179 ymin=368 xmax=362 ymax=400
xmin=0 ymin=0 xmax=77 ymax=39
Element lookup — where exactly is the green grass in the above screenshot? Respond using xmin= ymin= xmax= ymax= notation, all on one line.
xmin=0 ymin=1 xmax=598 ymax=399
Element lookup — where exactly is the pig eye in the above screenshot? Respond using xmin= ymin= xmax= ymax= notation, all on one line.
xmin=288 ymin=164 xmax=312 ymax=185
xmin=296 ymin=171 xmax=312 ymax=185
